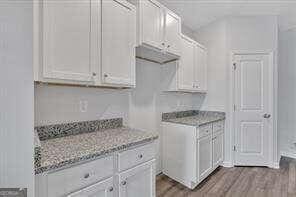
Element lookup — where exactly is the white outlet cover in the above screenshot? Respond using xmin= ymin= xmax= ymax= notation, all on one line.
xmin=79 ymin=100 xmax=88 ymax=113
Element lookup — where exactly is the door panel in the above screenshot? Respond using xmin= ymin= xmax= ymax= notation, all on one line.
xmin=43 ymin=0 xmax=94 ymax=82
xmin=240 ymin=60 xmax=263 ymax=110
xmin=101 ymin=0 xmax=136 ymax=86
xmin=197 ymin=135 xmax=212 ymax=182
xmin=141 ymin=0 xmax=163 ymax=50
xmin=178 ymin=36 xmax=194 ymax=91
xmin=234 ymin=54 xmax=271 ymax=166
xmin=240 ymin=122 xmax=263 ymax=154
xmin=164 ymin=10 xmax=181 ymax=56
xmin=118 ymin=160 xmax=155 ymax=197
xmin=194 ymin=45 xmax=207 ymax=91
xmin=213 ymin=131 xmax=223 ymax=168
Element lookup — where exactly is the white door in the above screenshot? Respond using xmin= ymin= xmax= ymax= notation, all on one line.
xmin=164 ymin=10 xmax=181 ymax=56
xmin=67 ymin=177 xmax=114 ymax=197
xmin=234 ymin=53 xmax=272 ymax=166
xmin=194 ymin=45 xmax=207 ymax=91
xmin=140 ymin=0 xmax=164 ymax=50
xmin=178 ymin=35 xmax=194 ymax=91
xmin=101 ymin=0 xmax=136 ymax=86
xmin=197 ymin=135 xmax=212 ymax=182
xmin=43 ymin=0 xmax=95 ymax=82
xmin=212 ymin=131 xmax=223 ymax=169
xmin=118 ymin=160 xmax=155 ymax=197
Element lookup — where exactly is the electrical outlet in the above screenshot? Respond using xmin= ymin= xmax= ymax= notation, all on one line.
xmin=79 ymin=100 xmax=88 ymax=113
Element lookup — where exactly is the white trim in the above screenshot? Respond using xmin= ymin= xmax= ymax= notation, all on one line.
xmin=271 ymin=161 xmax=280 ymax=169
xmin=281 ymin=151 xmax=296 ymax=159
xmin=229 ymin=52 xmax=235 ymax=167
xmin=222 ymin=161 xmax=233 ymax=168
xmin=229 ymin=51 xmax=277 ymax=168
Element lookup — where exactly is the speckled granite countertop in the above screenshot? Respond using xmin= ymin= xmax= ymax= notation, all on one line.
xmin=35 ymin=119 xmax=158 ymax=174
xmin=162 ymin=110 xmax=225 ymax=127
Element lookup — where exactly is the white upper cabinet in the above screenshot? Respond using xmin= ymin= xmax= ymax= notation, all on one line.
xmin=35 ymin=0 xmax=136 ymax=88
xmin=178 ymin=35 xmax=195 ymax=90
xmin=194 ymin=44 xmax=207 ymax=92
xmin=140 ymin=0 xmax=164 ymax=50
xmin=42 ymin=0 xmax=96 ymax=82
xmin=133 ymin=0 xmax=181 ymax=64
xmin=164 ymin=10 xmax=181 ymax=57
xmin=162 ymin=34 xmax=207 ymax=93
xmin=101 ymin=0 xmax=136 ymax=87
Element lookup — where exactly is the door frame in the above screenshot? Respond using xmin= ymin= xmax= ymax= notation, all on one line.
xmin=229 ymin=50 xmax=278 ymax=168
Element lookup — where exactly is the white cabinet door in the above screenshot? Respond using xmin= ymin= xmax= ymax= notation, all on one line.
xmin=43 ymin=0 xmax=95 ymax=82
xmin=194 ymin=44 xmax=207 ymax=91
xmin=140 ymin=0 xmax=164 ymax=50
xmin=101 ymin=0 xmax=136 ymax=86
xmin=164 ymin=9 xmax=181 ymax=57
xmin=118 ymin=160 xmax=155 ymax=197
xmin=213 ymin=131 xmax=224 ymax=169
xmin=197 ymin=135 xmax=212 ymax=182
xmin=178 ymin=35 xmax=194 ymax=91
xmin=67 ymin=177 xmax=114 ymax=197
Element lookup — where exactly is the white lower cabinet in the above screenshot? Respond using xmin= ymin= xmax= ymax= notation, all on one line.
xmin=68 ymin=177 xmax=114 ymax=197
xmin=162 ymin=120 xmax=224 ymax=189
xmin=213 ymin=131 xmax=224 ymax=169
xmin=118 ymin=160 xmax=155 ymax=197
xmin=36 ymin=142 xmax=156 ymax=197
xmin=197 ymin=134 xmax=212 ymax=182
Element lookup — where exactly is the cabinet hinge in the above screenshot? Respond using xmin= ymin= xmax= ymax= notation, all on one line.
xmin=233 ymin=63 xmax=237 ymax=70
xmin=233 ymin=145 xmax=237 ymax=152
xmin=233 ymin=104 xmax=236 ymax=111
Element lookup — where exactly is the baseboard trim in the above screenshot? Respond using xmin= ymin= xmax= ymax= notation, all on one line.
xmin=281 ymin=151 xmax=296 ymax=159
xmin=222 ymin=161 xmax=233 ymax=168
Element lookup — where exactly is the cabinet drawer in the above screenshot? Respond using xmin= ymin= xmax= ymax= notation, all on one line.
xmin=197 ymin=124 xmax=212 ymax=139
xmin=213 ymin=120 xmax=224 ymax=133
xmin=47 ymin=156 xmax=114 ymax=197
xmin=67 ymin=177 xmax=114 ymax=197
xmin=118 ymin=142 xmax=155 ymax=172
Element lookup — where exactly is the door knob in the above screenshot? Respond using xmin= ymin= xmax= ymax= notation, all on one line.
xmin=263 ymin=114 xmax=271 ymax=119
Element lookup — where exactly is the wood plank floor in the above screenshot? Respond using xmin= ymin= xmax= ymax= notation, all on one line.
xmin=156 ymin=157 xmax=296 ymax=197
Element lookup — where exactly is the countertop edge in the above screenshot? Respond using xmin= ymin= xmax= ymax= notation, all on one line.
xmin=35 ymin=135 xmax=158 ymax=175
xmin=162 ymin=117 xmax=226 ymax=127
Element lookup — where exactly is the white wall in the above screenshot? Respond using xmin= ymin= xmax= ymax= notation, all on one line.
xmin=278 ymin=28 xmax=296 ymax=157
xmin=195 ymin=16 xmax=278 ymax=165
xmin=35 ymin=85 xmax=129 ymax=126
xmin=0 ymin=1 xmax=34 ymax=196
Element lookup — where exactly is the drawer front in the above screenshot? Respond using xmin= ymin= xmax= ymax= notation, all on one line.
xmin=67 ymin=177 xmax=114 ymax=197
xmin=47 ymin=155 xmax=114 ymax=197
xmin=213 ymin=120 xmax=224 ymax=133
xmin=198 ymin=123 xmax=212 ymax=139
xmin=118 ymin=142 xmax=155 ymax=172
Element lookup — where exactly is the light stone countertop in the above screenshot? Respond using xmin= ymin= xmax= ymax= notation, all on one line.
xmin=162 ymin=111 xmax=225 ymax=127
xmin=35 ymin=127 xmax=158 ymax=174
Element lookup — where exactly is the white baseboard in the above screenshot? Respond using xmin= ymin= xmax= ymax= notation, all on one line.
xmin=222 ymin=161 xmax=233 ymax=168
xmin=281 ymin=151 xmax=296 ymax=159
xmin=272 ymin=162 xmax=280 ymax=169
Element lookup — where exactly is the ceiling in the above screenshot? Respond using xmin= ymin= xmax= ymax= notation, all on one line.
xmin=158 ymin=0 xmax=296 ymax=31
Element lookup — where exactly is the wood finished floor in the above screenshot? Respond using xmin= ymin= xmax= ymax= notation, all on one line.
xmin=156 ymin=157 xmax=296 ymax=197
